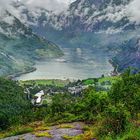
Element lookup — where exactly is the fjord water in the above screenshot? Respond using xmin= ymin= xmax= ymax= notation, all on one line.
xmin=15 ymin=47 xmax=113 ymax=81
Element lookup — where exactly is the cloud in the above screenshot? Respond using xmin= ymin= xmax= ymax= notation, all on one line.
xmin=21 ymin=0 xmax=74 ymax=13
xmin=126 ymin=0 xmax=140 ymax=24
xmin=0 ymin=0 xmax=75 ymax=16
xmin=0 ymin=0 xmax=76 ymax=25
xmin=0 ymin=0 xmax=140 ymax=26
xmin=0 ymin=0 xmax=21 ymax=20
xmin=0 ymin=0 xmax=12 ymax=12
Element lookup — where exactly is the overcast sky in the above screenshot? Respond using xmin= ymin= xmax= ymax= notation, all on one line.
xmin=126 ymin=0 xmax=140 ymax=24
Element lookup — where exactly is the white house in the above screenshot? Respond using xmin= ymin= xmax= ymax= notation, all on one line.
xmin=34 ymin=90 xmax=45 ymax=104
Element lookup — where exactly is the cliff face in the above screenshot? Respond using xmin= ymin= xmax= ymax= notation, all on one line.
xmin=112 ymin=37 xmax=140 ymax=72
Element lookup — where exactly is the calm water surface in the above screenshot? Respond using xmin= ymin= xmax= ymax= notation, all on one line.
xmin=15 ymin=48 xmax=113 ymax=80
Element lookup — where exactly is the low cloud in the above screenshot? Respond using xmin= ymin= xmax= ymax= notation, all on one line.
xmin=0 ymin=0 xmax=21 ymax=19
xmin=0 ymin=0 xmax=140 ymax=26
xmin=126 ymin=0 xmax=140 ymax=24
xmin=21 ymin=0 xmax=74 ymax=13
xmin=0 ymin=0 xmax=75 ymax=15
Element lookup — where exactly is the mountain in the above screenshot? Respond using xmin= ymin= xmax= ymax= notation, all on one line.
xmin=0 ymin=11 xmax=63 ymax=77
xmin=3 ymin=0 xmax=139 ymax=74
xmin=19 ymin=0 xmax=140 ymax=73
xmin=112 ymin=37 xmax=140 ymax=72
xmin=66 ymin=0 xmax=134 ymax=32
xmin=21 ymin=0 xmax=136 ymax=33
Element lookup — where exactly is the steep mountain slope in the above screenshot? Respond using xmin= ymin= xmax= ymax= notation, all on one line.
xmin=12 ymin=0 xmax=140 ymax=73
xmin=112 ymin=37 xmax=140 ymax=72
xmin=0 ymin=11 xmax=63 ymax=77
xmin=57 ymin=0 xmax=134 ymax=32
xmin=29 ymin=0 xmax=140 ymax=72
xmin=22 ymin=0 xmax=136 ymax=33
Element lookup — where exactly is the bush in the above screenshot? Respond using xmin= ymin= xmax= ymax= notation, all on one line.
xmin=100 ymin=104 xmax=130 ymax=135
xmin=0 ymin=113 xmax=9 ymax=130
xmin=109 ymin=71 xmax=140 ymax=116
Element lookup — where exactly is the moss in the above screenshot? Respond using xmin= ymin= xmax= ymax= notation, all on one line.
xmin=72 ymin=134 xmax=83 ymax=140
xmin=62 ymin=134 xmax=84 ymax=140
xmin=34 ymin=131 xmax=52 ymax=138
xmin=0 ymin=126 xmax=33 ymax=139
xmin=62 ymin=135 xmax=73 ymax=140
xmin=17 ymin=138 xmax=25 ymax=140
xmin=62 ymin=130 xmax=97 ymax=140
xmin=11 ymin=127 xmax=33 ymax=136
xmin=58 ymin=124 xmax=75 ymax=129
xmin=82 ymin=131 xmax=95 ymax=140
xmin=34 ymin=126 xmax=50 ymax=131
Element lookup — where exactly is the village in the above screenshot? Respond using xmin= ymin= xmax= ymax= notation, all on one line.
xmin=22 ymin=77 xmax=115 ymax=106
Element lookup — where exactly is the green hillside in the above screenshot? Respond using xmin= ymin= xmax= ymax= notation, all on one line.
xmin=0 ymin=12 xmax=63 ymax=77
xmin=0 ymin=78 xmax=31 ymax=130
xmin=0 ymin=70 xmax=140 ymax=139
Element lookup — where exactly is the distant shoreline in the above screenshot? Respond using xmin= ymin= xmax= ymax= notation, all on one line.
xmin=7 ymin=67 xmax=37 ymax=80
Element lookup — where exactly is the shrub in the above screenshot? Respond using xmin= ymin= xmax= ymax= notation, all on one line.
xmin=100 ymin=104 xmax=130 ymax=135
xmin=0 ymin=113 xmax=9 ymax=130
